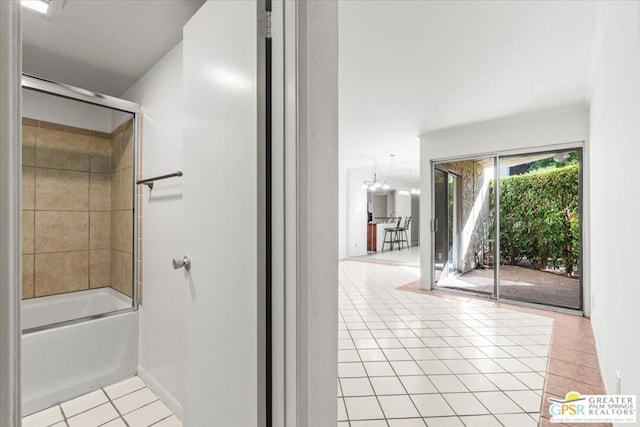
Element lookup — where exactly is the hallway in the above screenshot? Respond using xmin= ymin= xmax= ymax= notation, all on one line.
xmin=338 ymin=260 xmax=603 ymax=426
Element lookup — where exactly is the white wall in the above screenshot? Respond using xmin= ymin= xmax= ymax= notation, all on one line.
xmin=588 ymin=0 xmax=640 ymax=398
xmin=346 ymin=167 xmax=369 ymax=257
xmin=420 ymin=109 xmax=589 ymax=292
xmin=372 ymin=194 xmax=387 ymax=218
xmin=296 ymin=1 xmax=339 ymax=424
xmin=338 ymin=162 xmax=347 ymax=258
xmin=396 ymin=191 xmax=411 ymax=218
xmin=123 ymin=43 xmax=184 ymax=416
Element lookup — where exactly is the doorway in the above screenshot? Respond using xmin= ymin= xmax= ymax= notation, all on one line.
xmin=433 ymin=157 xmax=497 ymax=296
xmin=432 ymin=148 xmax=583 ymax=310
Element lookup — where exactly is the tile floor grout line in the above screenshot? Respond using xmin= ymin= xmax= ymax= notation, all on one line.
xmin=100 ymin=384 xmax=131 ymax=427
xmin=59 ymin=403 xmax=69 ymax=421
xmin=69 ymin=399 xmax=119 ymax=427
xmin=147 ymin=414 xmax=173 ymax=426
xmin=105 ymin=382 xmax=147 ymax=402
xmin=59 ymin=390 xmax=112 ymax=422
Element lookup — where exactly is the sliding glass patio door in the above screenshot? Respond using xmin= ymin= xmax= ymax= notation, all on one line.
xmin=432 ymin=157 xmax=497 ymax=296
xmin=497 ymin=149 xmax=582 ymax=309
xmin=432 ymin=148 xmax=583 ymax=310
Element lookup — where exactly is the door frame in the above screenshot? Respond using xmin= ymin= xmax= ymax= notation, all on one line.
xmin=272 ymin=1 xmax=340 ymax=426
xmin=0 ymin=1 xmax=22 ymax=425
xmin=433 ymin=167 xmax=462 ymax=279
xmin=432 ymin=167 xmax=452 ymax=280
xmin=430 ymin=143 xmax=585 ymax=312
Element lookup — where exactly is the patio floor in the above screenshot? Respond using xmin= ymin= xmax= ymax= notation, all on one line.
xmin=437 ymin=265 xmax=580 ymax=309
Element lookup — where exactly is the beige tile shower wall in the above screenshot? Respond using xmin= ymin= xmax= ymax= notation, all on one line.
xmin=21 ymin=118 xmax=113 ymax=299
xmin=110 ymin=119 xmax=134 ymax=298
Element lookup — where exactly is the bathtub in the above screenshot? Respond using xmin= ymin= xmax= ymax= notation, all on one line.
xmin=21 ymin=288 xmax=139 ymax=416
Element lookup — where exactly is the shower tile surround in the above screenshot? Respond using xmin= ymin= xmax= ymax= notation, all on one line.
xmin=22 ymin=118 xmax=137 ymax=300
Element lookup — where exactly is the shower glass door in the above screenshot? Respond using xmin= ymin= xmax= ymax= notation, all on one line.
xmin=21 ymin=84 xmax=138 ymax=333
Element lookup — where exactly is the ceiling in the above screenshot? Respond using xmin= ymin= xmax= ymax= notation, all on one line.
xmin=339 ymin=1 xmax=599 ymax=170
xmin=22 ymin=0 xmax=598 ymax=177
xmin=22 ymin=0 xmax=205 ymax=96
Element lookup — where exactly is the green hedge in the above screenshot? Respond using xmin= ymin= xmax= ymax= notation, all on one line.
xmin=490 ymin=164 xmax=579 ymax=275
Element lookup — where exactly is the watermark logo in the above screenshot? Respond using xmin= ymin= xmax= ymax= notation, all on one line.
xmin=549 ymin=391 xmax=636 ymax=423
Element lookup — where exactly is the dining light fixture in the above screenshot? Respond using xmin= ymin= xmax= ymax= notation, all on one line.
xmin=360 ymin=155 xmax=398 ymax=192
xmin=361 ymin=172 xmax=389 ymax=192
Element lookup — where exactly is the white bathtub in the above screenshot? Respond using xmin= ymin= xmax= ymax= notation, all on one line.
xmin=22 ymin=288 xmax=132 ymax=331
xmin=21 ymin=288 xmax=138 ymax=416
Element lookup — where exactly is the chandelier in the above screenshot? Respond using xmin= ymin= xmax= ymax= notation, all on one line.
xmin=360 ymin=172 xmax=390 ymax=191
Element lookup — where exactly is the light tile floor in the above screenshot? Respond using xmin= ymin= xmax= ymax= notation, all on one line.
xmin=357 ymin=245 xmax=420 ymax=266
xmin=23 ymin=377 xmax=181 ymax=427
xmin=338 ymin=260 xmax=553 ymax=426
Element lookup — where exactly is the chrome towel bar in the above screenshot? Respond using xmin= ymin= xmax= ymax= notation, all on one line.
xmin=137 ymin=171 xmax=183 ymax=190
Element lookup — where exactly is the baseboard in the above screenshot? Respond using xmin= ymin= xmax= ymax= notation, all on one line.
xmin=137 ymin=366 xmax=183 ymax=420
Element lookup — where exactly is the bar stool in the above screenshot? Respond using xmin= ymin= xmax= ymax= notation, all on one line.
xmin=381 ymin=217 xmax=401 ymax=251
xmin=395 ymin=216 xmax=411 ymax=250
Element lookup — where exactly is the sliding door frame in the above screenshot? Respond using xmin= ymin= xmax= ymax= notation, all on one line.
xmin=431 ymin=141 xmax=585 ymax=312
xmin=431 ymin=154 xmax=500 ymax=298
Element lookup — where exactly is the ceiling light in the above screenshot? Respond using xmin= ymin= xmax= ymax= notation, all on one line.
xmin=361 ymin=183 xmax=369 ymax=190
xmin=382 ymin=183 xmax=390 ymax=190
xmin=22 ymin=0 xmax=49 ymax=14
